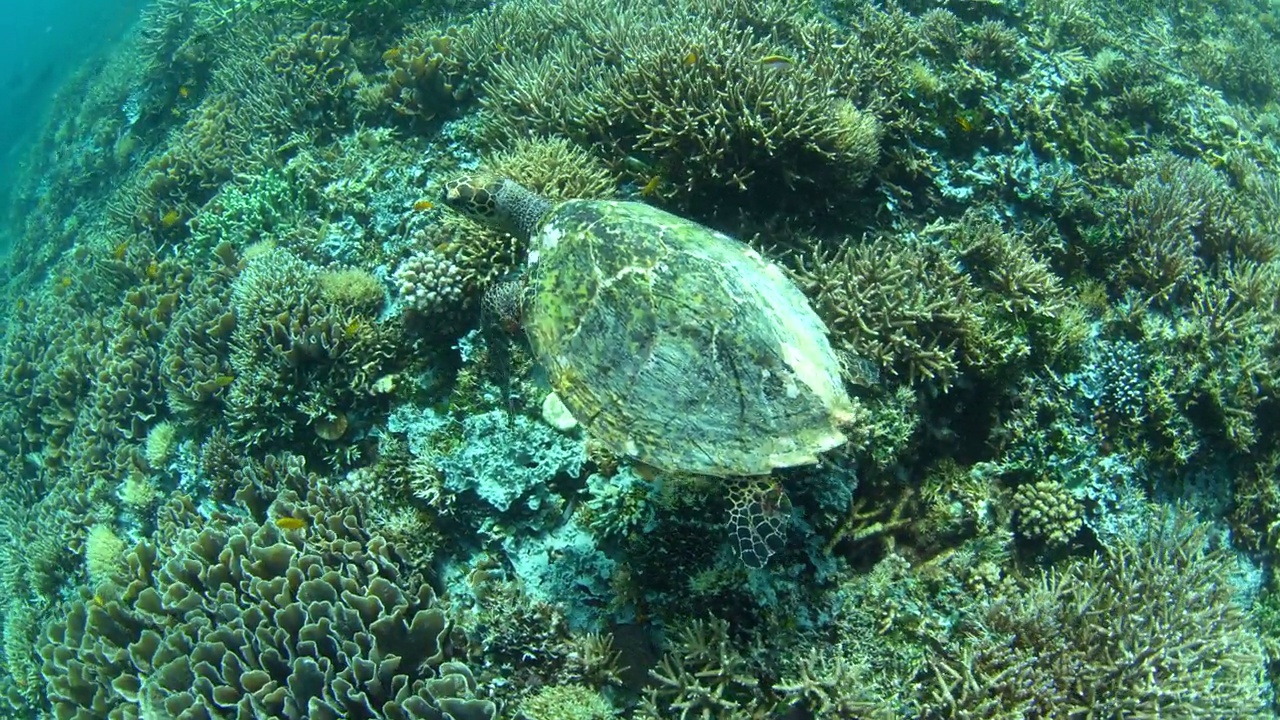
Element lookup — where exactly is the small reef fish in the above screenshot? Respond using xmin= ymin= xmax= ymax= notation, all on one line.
xmin=413 ymin=199 xmax=435 ymax=211
xmin=758 ymin=54 xmax=795 ymax=70
xmin=683 ymin=49 xmax=699 ymax=66
xmin=274 ymin=517 xmax=307 ymax=531
xmin=639 ymin=175 xmax=661 ymax=197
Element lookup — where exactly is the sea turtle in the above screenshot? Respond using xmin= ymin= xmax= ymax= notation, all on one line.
xmin=443 ymin=175 xmax=855 ymax=565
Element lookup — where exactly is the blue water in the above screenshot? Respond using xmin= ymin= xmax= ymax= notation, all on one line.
xmin=0 ymin=0 xmax=150 ymax=220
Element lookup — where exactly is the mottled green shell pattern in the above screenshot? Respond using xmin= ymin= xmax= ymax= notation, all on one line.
xmin=524 ymin=200 xmax=853 ymax=477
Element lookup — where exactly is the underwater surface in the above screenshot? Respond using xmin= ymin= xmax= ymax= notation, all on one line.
xmin=1 ymin=0 xmax=1279 ymax=717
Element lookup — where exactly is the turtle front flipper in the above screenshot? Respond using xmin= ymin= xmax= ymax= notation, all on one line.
xmin=480 ymin=278 xmax=527 ymax=423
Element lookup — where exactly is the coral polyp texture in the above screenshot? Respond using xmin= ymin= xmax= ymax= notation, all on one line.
xmin=0 ymin=0 xmax=1278 ymax=716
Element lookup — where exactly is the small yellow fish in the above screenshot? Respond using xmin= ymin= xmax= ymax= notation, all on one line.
xmin=382 ymin=47 xmax=402 ymax=63
xmin=639 ymin=175 xmax=661 ymax=197
xmin=214 ymin=374 xmax=236 ymax=387
xmin=344 ymin=318 xmax=364 ymax=337
xmin=413 ymin=199 xmax=435 ymax=211
xmin=178 ymin=85 xmax=190 ymax=99
xmin=758 ymin=54 xmax=795 ymax=70
xmin=160 ymin=209 xmax=182 ymax=228
xmin=145 ymin=260 xmax=160 ymax=280
xmin=274 ymin=517 xmax=307 ymax=531
xmin=112 ymin=240 xmax=129 ymax=260
xmin=683 ymin=49 xmax=699 ymax=65
xmin=955 ymin=113 xmax=975 ymax=132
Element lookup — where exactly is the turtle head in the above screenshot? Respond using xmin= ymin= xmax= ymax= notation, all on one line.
xmin=443 ymin=174 xmax=552 ymax=241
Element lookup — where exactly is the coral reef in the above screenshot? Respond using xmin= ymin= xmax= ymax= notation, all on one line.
xmin=40 ymin=492 xmax=497 ymax=720
xmin=0 ymin=0 xmax=1279 ymax=715
xmin=918 ymin=510 xmax=1268 ymax=716
xmin=440 ymin=0 xmax=888 ymax=224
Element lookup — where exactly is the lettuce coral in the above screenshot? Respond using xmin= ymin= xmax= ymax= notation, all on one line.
xmin=40 ymin=492 xmax=497 ymax=720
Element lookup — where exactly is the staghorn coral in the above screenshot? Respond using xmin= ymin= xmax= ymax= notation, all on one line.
xmin=1107 ymin=154 xmax=1278 ymax=302
xmin=772 ymin=650 xmax=892 ymax=719
xmin=449 ymin=0 xmax=885 ymax=222
xmin=918 ymin=509 xmax=1268 ymax=717
xmin=795 ymin=235 xmax=981 ymax=389
xmin=639 ymin=617 xmax=760 ymax=719
xmin=796 ymin=211 xmax=1075 ymax=394
xmin=39 ymin=492 xmax=497 ymax=720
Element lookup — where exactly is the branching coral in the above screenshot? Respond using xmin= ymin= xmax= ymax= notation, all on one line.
xmin=444 ymin=0 xmax=886 ymax=221
xmin=641 ymin=618 xmax=760 ymax=719
xmin=918 ymin=509 xmax=1268 ymax=717
xmin=795 ymin=235 xmax=981 ymax=389
xmin=1010 ymin=479 xmax=1082 ymax=549
xmin=394 ymin=250 xmax=465 ymax=316
xmin=795 ymin=210 xmax=1075 ymax=395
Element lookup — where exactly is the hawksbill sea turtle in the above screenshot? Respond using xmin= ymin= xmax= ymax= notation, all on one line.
xmin=442 ymin=174 xmax=855 ymax=568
